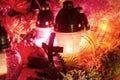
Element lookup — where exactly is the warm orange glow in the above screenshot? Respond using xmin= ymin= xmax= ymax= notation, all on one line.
xmin=90 ymin=16 xmax=120 ymax=53
xmin=55 ymin=31 xmax=96 ymax=67
xmin=98 ymin=20 xmax=108 ymax=31
xmin=100 ymin=23 xmax=107 ymax=30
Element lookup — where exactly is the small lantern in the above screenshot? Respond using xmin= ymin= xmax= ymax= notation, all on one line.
xmin=0 ymin=22 xmax=22 ymax=80
xmin=34 ymin=4 xmax=54 ymax=47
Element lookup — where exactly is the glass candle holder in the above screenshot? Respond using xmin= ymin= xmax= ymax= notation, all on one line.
xmin=0 ymin=47 xmax=22 ymax=80
xmin=0 ymin=21 xmax=22 ymax=80
xmin=55 ymin=31 xmax=96 ymax=67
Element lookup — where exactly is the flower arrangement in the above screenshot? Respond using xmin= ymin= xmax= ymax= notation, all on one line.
xmin=27 ymin=44 xmax=120 ymax=80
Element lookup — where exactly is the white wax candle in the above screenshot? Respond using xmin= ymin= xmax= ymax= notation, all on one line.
xmin=0 ymin=51 xmax=7 ymax=76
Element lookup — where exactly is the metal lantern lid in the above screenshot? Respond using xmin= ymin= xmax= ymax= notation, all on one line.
xmin=55 ymin=1 xmax=81 ymax=32
xmin=63 ymin=1 xmax=74 ymax=9
xmin=37 ymin=5 xmax=54 ymax=28
xmin=0 ymin=22 xmax=10 ymax=49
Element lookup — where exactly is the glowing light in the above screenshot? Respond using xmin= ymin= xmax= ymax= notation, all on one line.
xmin=34 ymin=27 xmax=54 ymax=47
xmin=99 ymin=22 xmax=107 ymax=31
xmin=45 ymin=21 xmax=49 ymax=26
xmin=55 ymin=31 xmax=96 ymax=67
xmin=0 ymin=51 xmax=7 ymax=76
xmin=98 ymin=18 xmax=109 ymax=31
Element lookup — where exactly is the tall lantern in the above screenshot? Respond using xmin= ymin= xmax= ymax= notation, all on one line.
xmin=55 ymin=1 xmax=96 ymax=68
xmin=0 ymin=22 xmax=22 ymax=80
xmin=34 ymin=4 xmax=54 ymax=47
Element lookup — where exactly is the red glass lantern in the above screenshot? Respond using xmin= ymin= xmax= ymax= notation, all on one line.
xmin=33 ymin=4 xmax=54 ymax=47
xmin=0 ymin=23 xmax=22 ymax=80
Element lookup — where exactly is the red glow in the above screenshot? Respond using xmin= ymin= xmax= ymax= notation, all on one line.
xmin=0 ymin=0 xmax=120 ymax=71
